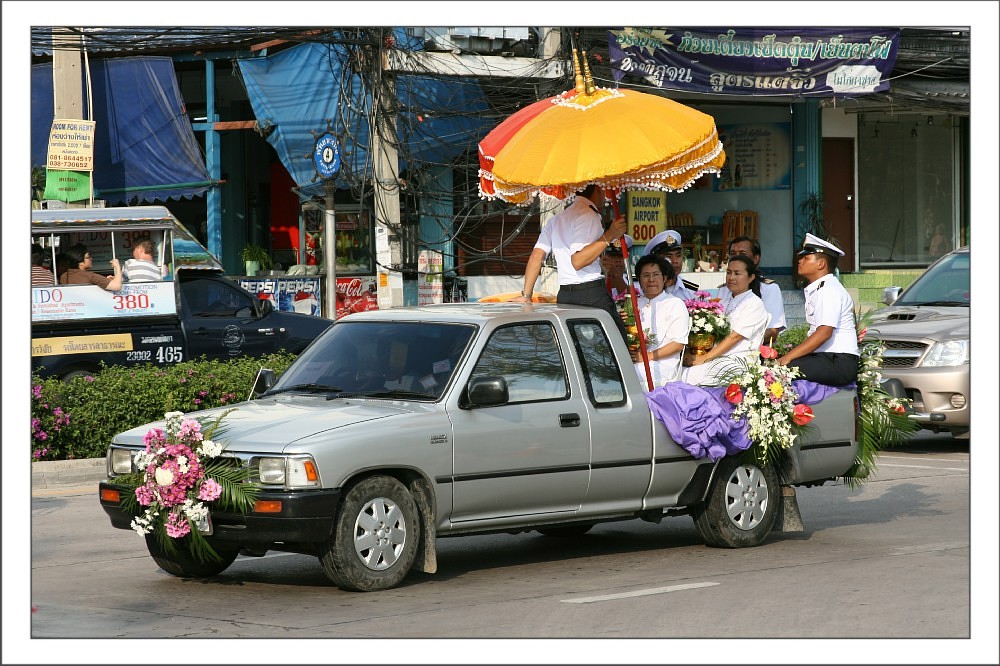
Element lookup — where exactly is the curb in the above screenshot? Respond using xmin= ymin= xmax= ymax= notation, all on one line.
xmin=32 ymin=457 xmax=106 ymax=491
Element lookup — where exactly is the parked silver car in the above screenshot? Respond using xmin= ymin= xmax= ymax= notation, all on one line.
xmin=868 ymin=246 xmax=970 ymax=436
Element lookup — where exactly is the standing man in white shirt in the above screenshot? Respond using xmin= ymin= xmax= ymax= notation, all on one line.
xmin=718 ymin=235 xmax=786 ymax=345
xmin=777 ymin=233 xmax=859 ymax=386
xmin=516 ymin=184 xmax=628 ymax=339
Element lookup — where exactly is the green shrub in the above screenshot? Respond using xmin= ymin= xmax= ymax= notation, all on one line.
xmin=774 ymin=324 xmax=809 ymax=355
xmin=30 ymin=352 xmax=295 ymax=461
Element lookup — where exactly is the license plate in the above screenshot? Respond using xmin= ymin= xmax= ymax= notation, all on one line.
xmin=194 ymin=513 xmax=213 ymax=535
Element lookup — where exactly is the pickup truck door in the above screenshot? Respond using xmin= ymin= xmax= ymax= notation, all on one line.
xmin=448 ymin=321 xmax=591 ymax=523
xmin=565 ymin=318 xmax=653 ymax=514
xmin=180 ymin=276 xmax=277 ymax=360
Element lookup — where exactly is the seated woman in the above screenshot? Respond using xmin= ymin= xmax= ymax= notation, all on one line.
xmin=630 ymin=255 xmax=690 ymax=387
xmin=681 ymin=254 xmax=768 ymax=386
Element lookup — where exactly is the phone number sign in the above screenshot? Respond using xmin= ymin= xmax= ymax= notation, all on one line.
xmin=46 ymin=119 xmax=97 ymax=171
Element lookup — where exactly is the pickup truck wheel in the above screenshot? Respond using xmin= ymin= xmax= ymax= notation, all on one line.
xmin=145 ymin=535 xmax=239 ymax=578
xmin=320 ymin=475 xmax=420 ymax=592
xmin=692 ymin=457 xmax=779 ymax=548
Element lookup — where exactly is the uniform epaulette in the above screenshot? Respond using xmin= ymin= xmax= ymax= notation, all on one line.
xmin=762 ymin=277 xmax=776 ymax=284
xmin=682 ymin=278 xmax=698 ymax=291
xmin=716 ymin=282 xmax=725 ymax=290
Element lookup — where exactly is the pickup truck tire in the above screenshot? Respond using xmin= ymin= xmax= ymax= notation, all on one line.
xmin=692 ymin=457 xmax=779 ymax=548
xmin=145 ymin=535 xmax=239 ymax=578
xmin=320 ymin=475 xmax=421 ymax=592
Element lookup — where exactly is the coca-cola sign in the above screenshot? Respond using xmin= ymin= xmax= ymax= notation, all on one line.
xmin=336 ymin=276 xmax=378 ymax=320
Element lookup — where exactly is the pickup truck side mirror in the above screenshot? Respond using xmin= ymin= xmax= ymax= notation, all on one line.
xmin=882 ymin=286 xmax=901 ymax=306
xmin=463 ymin=376 xmax=509 ymax=409
xmin=250 ymin=368 xmax=276 ymax=399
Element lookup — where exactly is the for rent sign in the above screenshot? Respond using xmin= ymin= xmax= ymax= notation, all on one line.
xmin=46 ymin=119 xmax=96 ymax=171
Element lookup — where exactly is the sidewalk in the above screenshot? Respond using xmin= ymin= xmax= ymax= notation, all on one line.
xmin=31 ymin=457 xmax=106 ymax=495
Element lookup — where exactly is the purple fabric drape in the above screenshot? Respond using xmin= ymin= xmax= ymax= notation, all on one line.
xmin=645 ymin=380 xmax=850 ymax=461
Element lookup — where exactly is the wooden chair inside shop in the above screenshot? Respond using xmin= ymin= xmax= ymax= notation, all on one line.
xmin=740 ymin=210 xmax=759 ymax=240
xmin=720 ymin=210 xmax=742 ymax=256
xmin=672 ymin=212 xmax=695 ymax=227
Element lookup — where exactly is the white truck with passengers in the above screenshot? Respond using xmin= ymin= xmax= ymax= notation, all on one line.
xmin=99 ymin=302 xmax=860 ymax=592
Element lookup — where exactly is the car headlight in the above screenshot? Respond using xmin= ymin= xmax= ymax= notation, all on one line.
xmin=256 ymin=456 xmax=320 ymax=489
xmin=922 ymin=339 xmax=969 ymax=367
xmin=110 ymin=448 xmax=134 ymax=475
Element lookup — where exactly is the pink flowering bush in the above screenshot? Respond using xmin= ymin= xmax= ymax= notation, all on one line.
xmin=121 ymin=410 xmax=260 ymax=563
xmin=30 ymin=352 xmax=295 ymax=461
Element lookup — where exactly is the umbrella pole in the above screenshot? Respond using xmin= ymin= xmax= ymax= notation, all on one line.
xmin=611 ymin=196 xmax=654 ymax=391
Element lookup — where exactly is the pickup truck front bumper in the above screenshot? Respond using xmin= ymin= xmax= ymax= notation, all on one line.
xmin=99 ymin=481 xmax=342 ymax=546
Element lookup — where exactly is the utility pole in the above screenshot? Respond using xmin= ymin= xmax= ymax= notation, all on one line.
xmin=373 ymin=32 xmax=404 ymax=310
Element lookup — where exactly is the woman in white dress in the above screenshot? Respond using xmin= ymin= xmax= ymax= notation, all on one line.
xmin=631 ymin=255 xmax=690 ymax=387
xmin=681 ymin=255 xmax=768 ymax=386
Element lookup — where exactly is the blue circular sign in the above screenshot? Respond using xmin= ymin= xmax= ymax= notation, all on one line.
xmin=313 ymin=133 xmax=341 ymax=179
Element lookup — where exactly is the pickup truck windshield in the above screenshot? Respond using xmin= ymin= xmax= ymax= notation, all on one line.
xmin=895 ymin=252 xmax=970 ymax=307
xmin=272 ymin=320 xmax=476 ymax=400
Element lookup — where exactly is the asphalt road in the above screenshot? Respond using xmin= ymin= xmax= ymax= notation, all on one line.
xmin=14 ymin=432 xmax=995 ymax=664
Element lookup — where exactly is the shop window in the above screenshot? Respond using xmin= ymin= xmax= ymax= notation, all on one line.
xmin=857 ymin=113 xmax=959 ymax=267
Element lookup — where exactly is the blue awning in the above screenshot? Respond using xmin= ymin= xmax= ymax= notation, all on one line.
xmin=236 ymin=36 xmax=492 ymax=201
xmin=31 ymin=56 xmax=211 ymax=205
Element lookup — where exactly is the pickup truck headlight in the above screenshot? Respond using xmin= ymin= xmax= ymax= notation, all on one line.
xmin=110 ymin=448 xmax=134 ymax=475
xmin=922 ymin=339 xmax=969 ymax=367
xmin=256 ymin=456 xmax=320 ymax=489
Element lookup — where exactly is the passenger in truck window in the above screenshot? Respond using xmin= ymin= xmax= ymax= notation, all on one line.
xmin=58 ymin=243 xmax=123 ymax=291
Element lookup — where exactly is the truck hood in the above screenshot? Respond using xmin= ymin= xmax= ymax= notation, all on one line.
xmin=113 ymin=396 xmax=417 ymax=453
xmin=867 ymin=306 xmax=969 ymax=341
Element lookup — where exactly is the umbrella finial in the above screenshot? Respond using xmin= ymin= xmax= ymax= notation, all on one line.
xmin=581 ymin=50 xmax=596 ymax=96
xmin=572 ymin=48 xmax=585 ymax=94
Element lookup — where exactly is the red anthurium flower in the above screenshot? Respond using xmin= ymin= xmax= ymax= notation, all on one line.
xmin=792 ymin=403 xmax=814 ymax=425
xmin=725 ymin=383 xmax=743 ymax=405
xmin=759 ymin=344 xmax=778 ymax=359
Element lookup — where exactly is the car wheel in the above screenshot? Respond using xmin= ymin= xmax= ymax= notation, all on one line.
xmin=537 ymin=524 xmax=594 ymax=537
xmin=319 ymin=475 xmax=420 ymax=592
xmin=145 ymin=535 xmax=238 ymax=578
xmin=691 ymin=456 xmax=779 ymax=548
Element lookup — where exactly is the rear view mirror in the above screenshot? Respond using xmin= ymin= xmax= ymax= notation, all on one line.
xmin=882 ymin=286 xmax=901 ymax=306
xmin=463 ymin=376 xmax=509 ymax=409
xmin=250 ymin=368 xmax=276 ymax=400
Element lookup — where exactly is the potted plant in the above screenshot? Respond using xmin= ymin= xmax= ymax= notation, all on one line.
xmin=241 ymin=244 xmax=272 ymax=276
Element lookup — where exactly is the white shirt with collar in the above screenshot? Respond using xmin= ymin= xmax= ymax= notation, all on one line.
xmin=634 ymin=290 xmax=690 ymax=386
xmin=718 ymin=281 xmax=786 ymax=331
xmin=804 ymin=273 xmax=859 ymax=355
xmin=533 ymin=197 xmax=604 ymax=286
xmin=664 ymin=279 xmax=696 ymax=302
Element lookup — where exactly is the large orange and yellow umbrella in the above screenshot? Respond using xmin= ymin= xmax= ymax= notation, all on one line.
xmin=478 ymin=50 xmax=727 ymax=390
xmin=479 ymin=51 xmax=726 ymax=205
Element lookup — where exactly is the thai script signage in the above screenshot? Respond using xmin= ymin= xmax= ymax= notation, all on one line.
xmin=609 ymin=28 xmax=899 ymax=96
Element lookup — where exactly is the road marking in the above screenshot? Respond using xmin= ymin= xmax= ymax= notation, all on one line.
xmin=879 ymin=463 xmax=969 ymax=472
xmin=561 ymin=581 xmax=719 ymax=604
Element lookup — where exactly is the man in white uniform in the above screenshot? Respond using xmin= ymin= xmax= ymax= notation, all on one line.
xmin=643 ymin=229 xmax=697 ymax=301
xmin=717 ymin=235 xmax=786 ymax=345
xmin=777 ymin=233 xmax=859 ymax=386
xmin=516 ymin=185 xmax=628 ymax=339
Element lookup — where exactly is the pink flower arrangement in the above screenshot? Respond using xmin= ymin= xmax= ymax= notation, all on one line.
xmin=128 ymin=411 xmax=246 ymax=550
xmin=683 ymin=291 xmax=730 ymax=337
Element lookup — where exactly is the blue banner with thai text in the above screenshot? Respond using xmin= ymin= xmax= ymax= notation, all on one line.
xmin=608 ymin=28 xmax=899 ymax=96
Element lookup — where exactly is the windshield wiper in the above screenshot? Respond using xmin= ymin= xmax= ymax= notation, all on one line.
xmin=263 ymin=383 xmax=343 ymax=396
xmin=903 ymin=300 xmax=967 ymax=307
xmin=344 ymin=389 xmax=434 ymax=400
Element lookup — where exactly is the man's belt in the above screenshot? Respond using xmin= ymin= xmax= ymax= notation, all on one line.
xmin=560 ymin=278 xmax=605 ymax=292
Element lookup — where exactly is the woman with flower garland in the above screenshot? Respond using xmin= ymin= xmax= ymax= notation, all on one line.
xmin=630 ymin=255 xmax=690 ymax=386
xmin=681 ymin=255 xmax=768 ymax=386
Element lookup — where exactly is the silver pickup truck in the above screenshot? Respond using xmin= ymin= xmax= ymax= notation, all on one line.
xmin=99 ymin=303 xmax=858 ymax=591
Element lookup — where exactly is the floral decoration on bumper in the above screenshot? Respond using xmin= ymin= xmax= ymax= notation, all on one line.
xmin=720 ymin=345 xmax=807 ymax=465
xmin=116 ymin=410 xmax=260 ymax=563
xmin=684 ymin=291 xmax=730 ymax=338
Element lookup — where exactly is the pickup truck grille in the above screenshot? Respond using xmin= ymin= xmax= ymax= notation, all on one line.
xmin=877 ymin=340 xmax=928 ymax=368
